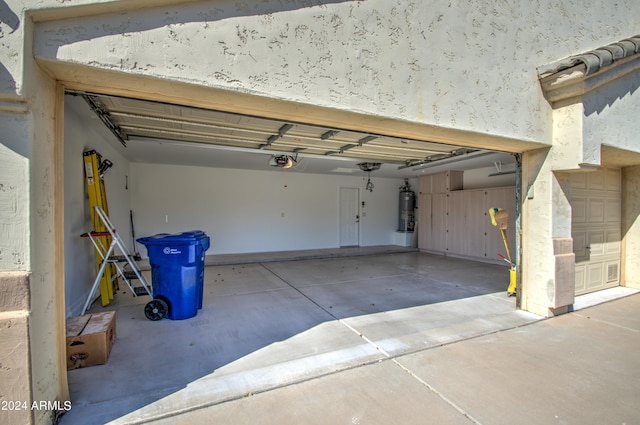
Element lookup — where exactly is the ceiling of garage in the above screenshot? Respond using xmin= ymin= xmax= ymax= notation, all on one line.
xmin=66 ymin=91 xmax=517 ymax=179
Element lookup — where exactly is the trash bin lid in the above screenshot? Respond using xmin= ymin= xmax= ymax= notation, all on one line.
xmin=137 ymin=231 xmax=210 ymax=249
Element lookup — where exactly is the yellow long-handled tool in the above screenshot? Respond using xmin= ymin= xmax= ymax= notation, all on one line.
xmin=489 ymin=208 xmax=516 ymax=296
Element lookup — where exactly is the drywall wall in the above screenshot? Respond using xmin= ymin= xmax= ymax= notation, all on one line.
xmin=64 ymin=96 xmax=132 ymax=316
xmin=129 ymin=162 xmax=403 ymax=255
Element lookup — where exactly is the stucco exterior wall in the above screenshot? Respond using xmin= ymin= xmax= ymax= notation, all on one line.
xmin=0 ymin=114 xmax=30 ymax=271
xmin=584 ymin=69 xmax=640 ymax=159
xmin=30 ymin=0 xmax=637 ymax=147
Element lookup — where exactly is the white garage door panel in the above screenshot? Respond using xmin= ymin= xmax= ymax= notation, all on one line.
xmin=586 ymin=263 xmax=605 ymax=291
xmin=605 ymin=199 xmax=621 ymax=223
xmin=571 ymin=168 xmax=621 ymax=296
xmin=571 ymin=198 xmax=587 ymax=223
xmin=605 ymin=169 xmax=622 ymax=191
xmin=605 ymin=230 xmax=621 ymax=255
xmin=587 ymin=231 xmax=605 ymax=255
xmin=573 ymin=231 xmax=587 ymax=259
xmin=570 ymin=173 xmax=588 ymax=190
xmin=589 ymin=199 xmax=605 ymax=223
xmin=575 ymin=266 xmax=586 ymax=293
xmin=588 ymin=172 xmax=605 ymax=190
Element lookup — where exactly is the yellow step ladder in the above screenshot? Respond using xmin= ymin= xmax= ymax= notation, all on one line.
xmin=83 ymin=150 xmax=116 ymax=306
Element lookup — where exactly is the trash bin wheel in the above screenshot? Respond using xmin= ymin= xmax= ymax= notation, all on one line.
xmin=145 ymin=298 xmax=168 ymax=321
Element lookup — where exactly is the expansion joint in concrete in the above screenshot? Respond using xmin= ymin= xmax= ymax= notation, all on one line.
xmin=259 ymin=262 xmax=486 ymax=424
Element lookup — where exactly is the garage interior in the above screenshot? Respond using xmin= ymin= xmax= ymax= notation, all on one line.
xmin=60 ymin=90 xmax=622 ymax=425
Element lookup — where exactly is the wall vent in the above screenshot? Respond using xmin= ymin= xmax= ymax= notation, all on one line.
xmin=607 ymin=263 xmax=619 ymax=282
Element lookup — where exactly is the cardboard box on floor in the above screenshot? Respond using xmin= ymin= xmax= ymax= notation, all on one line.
xmin=66 ymin=311 xmax=116 ymax=370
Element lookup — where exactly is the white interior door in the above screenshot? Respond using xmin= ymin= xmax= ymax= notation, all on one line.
xmin=571 ymin=168 xmax=621 ymax=295
xmin=339 ymin=187 xmax=359 ymax=247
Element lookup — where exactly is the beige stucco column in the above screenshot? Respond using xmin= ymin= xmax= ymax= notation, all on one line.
xmin=622 ymin=165 xmax=640 ymax=289
xmin=520 ymin=152 xmax=577 ymax=317
xmin=520 ymin=101 xmax=589 ymax=317
xmin=0 ymin=11 xmax=68 ymax=425
xmin=0 ymin=90 xmax=36 ymax=425
xmin=0 ymin=272 xmax=32 ymax=424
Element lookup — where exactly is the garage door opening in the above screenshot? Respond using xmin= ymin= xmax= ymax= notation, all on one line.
xmin=61 ymin=89 xmax=526 ymax=424
xmin=63 ymin=90 xmax=522 ymax=268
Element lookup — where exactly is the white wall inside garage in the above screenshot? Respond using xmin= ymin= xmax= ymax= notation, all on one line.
xmin=129 ymin=163 xmax=401 ymax=254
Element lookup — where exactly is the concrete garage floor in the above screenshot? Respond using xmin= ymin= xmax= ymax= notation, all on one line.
xmin=60 ymin=248 xmax=639 ymax=425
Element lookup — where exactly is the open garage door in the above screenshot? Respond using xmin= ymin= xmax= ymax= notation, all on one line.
xmin=67 ymin=90 xmax=510 ymax=174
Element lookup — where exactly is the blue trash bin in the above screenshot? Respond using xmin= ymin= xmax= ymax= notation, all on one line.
xmin=137 ymin=231 xmax=210 ymax=320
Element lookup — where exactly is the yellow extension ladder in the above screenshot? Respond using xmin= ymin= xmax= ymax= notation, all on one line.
xmin=82 ymin=150 xmax=117 ymax=306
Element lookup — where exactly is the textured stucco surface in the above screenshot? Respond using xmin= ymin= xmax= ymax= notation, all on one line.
xmin=584 ymin=69 xmax=640 ymax=160
xmin=521 ymin=148 xmax=556 ymax=315
xmin=0 ymin=272 xmax=31 ymax=425
xmin=0 ymin=127 xmax=30 ymax=271
xmin=0 ymin=313 xmax=32 ymax=425
xmin=0 ymin=2 xmax=22 ymax=94
xmin=24 ymin=73 xmax=65 ymax=425
xmin=31 ymin=0 xmax=638 ymax=145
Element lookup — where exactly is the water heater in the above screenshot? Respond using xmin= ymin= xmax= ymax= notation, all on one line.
xmin=398 ymin=179 xmax=415 ymax=232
